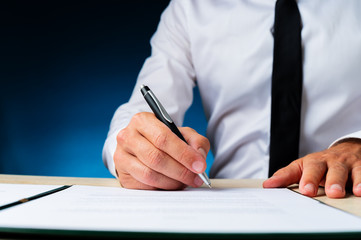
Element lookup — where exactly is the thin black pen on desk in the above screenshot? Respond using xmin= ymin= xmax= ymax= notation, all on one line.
xmin=0 ymin=185 xmax=72 ymax=211
xmin=140 ymin=84 xmax=211 ymax=188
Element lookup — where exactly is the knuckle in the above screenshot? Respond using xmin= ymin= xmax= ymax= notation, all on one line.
xmin=113 ymin=148 xmax=127 ymax=165
xmin=330 ymin=161 xmax=348 ymax=173
xmin=346 ymin=153 xmax=359 ymax=163
xmin=182 ymin=126 xmax=191 ymax=131
xmin=183 ymin=127 xmax=194 ymax=134
xmin=294 ymin=158 xmax=303 ymax=166
xmin=116 ymin=131 xmax=135 ymax=155
xmin=132 ymin=112 xmax=144 ymax=124
xmin=132 ymin=112 xmax=153 ymax=125
xmin=178 ymin=146 xmax=193 ymax=164
xmin=313 ymin=162 xmax=327 ymax=174
xmin=336 ymin=152 xmax=350 ymax=163
xmin=153 ymin=132 xmax=168 ymax=149
xmin=178 ymin=167 xmax=192 ymax=182
xmin=304 ymin=157 xmax=327 ymax=171
xmin=141 ymin=167 xmax=157 ymax=185
xmin=287 ymin=159 xmax=301 ymax=168
xmin=201 ymin=137 xmax=211 ymax=150
xmin=116 ymin=129 xmax=128 ymax=144
xmin=301 ymin=154 xmax=315 ymax=164
xmin=147 ymin=148 xmax=164 ymax=168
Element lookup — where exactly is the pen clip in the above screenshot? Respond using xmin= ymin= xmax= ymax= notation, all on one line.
xmin=147 ymin=90 xmax=174 ymax=124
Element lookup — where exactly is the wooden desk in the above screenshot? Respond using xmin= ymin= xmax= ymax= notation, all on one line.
xmin=1 ymin=174 xmax=360 ymax=218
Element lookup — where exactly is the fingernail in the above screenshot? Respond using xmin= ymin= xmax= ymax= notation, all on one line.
xmin=198 ymin=148 xmax=207 ymax=159
xmin=330 ymin=184 xmax=343 ymax=192
xmin=192 ymin=161 xmax=204 ymax=173
xmin=194 ymin=176 xmax=203 ymax=187
xmin=356 ymin=183 xmax=361 ymax=190
xmin=304 ymin=183 xmax=315 ymax=194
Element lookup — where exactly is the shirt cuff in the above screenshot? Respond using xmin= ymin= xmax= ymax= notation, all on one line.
xmin=328 ymin=130 xmax=361 ymax=148
xmin=102 ymin=130 xmax=119 ymax=178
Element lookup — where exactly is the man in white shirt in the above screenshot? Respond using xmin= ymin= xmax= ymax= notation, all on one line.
xmin=102 ymin=0 xmax=361 ymax=198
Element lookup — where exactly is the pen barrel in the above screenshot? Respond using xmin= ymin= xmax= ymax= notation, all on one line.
xmin=162 ymin=119 xmax=187 ymax=143
xmin=162 ymin=121 xmax=188 ymax=144
xmin=143 ymin=93 xmax=187 ymax=143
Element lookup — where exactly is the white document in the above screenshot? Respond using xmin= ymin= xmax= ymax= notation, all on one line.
xmin=0 ymin=183 xmax=62 ymax=206
xmin=0 ymin=185 xmax=361 ymax=234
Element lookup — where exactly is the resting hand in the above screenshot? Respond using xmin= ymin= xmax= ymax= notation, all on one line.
xmin=113 ymin=112 xmax=210 ymax=190
xmin=263 ymin=139 xmax=361 ymax=198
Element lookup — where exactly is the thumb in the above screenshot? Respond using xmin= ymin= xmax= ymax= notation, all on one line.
xmin=263 ymin=160 xmax=303 ymax=188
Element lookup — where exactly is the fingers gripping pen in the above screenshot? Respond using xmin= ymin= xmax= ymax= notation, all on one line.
xmin=140 ymin=84 xmax=212 ymax=188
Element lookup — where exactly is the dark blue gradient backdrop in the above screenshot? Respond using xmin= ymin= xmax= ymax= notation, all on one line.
xmin=0 ymin=1 xmax=211 ymax=178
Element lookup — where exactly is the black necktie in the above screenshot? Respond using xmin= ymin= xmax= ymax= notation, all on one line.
xmin=269 ymin=0 xmax=303 ymax=176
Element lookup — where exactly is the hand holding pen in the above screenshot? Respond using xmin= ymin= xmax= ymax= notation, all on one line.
xmin=113 ymin=85 xmax=211 ymax=190
xmin=141 ymin=85 xmax=211 ymax=188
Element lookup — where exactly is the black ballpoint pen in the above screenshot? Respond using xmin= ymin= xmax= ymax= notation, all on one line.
xmin=0 ymin=185 xmax=72 ymax=211
xmin=140 ymin=84 xmax=211 ymax=188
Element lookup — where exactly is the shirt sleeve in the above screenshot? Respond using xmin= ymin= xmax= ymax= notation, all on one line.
xmin=102 ymin=0 xmax=196 ymax=176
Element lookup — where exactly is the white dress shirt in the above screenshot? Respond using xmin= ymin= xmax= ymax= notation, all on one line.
xmin=103 ymin=0 xmax=361 ymax=179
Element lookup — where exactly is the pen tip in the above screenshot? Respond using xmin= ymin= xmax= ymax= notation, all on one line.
xmin=208 ymin=184 xmax=212 ymax=189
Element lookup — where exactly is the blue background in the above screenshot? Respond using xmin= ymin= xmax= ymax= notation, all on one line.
xmin=1 ymin=0 xmax=212 ymax=178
